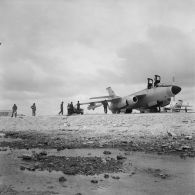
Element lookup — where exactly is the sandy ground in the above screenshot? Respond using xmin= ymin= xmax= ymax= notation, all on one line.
xmin=0 ymin=113 xmax=194 ymax=195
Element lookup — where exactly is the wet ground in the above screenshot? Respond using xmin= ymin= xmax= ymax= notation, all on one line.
xmin=0 ymin=147 xmax=194 ymax=195
xmin=0 ymin=113 xmax=195 ymax=194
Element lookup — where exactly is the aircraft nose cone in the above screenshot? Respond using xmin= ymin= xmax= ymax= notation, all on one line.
xmin=171 ymin=85 xmax=181 ymax=95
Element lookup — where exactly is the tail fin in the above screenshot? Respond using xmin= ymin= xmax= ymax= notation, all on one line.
xmin=106 ymin=87 xmax=116 ymax=97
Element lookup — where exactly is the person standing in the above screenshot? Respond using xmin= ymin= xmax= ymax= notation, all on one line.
xmin=11 ymin=104 xmax=17 ymax=117
xmin=31 ymin=103 xmax=36 ymax=116
xmin=102 ymin=100 xmax=108 ymax=114
xmin=77 ymin=101 xmax=80 ymax=111
xmin=70 ymin=102 xmax=74 ymax=114
xmin=67 ymin=103 xmax=70 ymax=115
xmin=59 ymin=101 xmax=64 ymax=115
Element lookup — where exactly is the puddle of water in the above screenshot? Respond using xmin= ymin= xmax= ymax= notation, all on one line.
xmin=0 ymin=148 xmax=194 ymax=195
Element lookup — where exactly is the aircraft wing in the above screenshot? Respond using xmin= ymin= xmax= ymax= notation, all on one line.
xmin=80 ymin=97 xmax=121 ymax=105
xmin=80 ymin=100 xmax=104 ymax=105
xmin=80 ymin=97 xmax=121 ymax=111
xmin=90 ymin=96 xmax=113 ymax=99
xmin=90 ymin=95 xmax=121 ymax=100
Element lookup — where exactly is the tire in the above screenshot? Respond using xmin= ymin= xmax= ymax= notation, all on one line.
xmin=125 ymin=109 xmax=132 ymax=114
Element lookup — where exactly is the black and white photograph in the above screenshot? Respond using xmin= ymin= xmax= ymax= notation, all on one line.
xmin=0 ymin=0 xmax=194 ymax=194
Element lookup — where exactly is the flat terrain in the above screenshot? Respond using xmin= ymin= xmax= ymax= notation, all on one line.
xmin=0 ymin=113 xmax=194 ymax=195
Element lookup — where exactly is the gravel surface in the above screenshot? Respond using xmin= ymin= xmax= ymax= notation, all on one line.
xmin=0 ymin=113 xmax=194 ymax=195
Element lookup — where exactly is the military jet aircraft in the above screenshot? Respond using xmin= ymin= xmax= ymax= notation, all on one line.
xmin=80 ymin=75 xmax=181 ymax=113
xmin=164 ymin=100 xmax=192 ymax=112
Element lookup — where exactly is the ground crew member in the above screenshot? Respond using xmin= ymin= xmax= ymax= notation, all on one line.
xmin=11 ymin=104 xmax=17 ymax=117
xmin=102 ymin=100 xmax=108 ymax=114
xmin=70 ymin=102 xmax=74 ymax=114
xmin=58 ymin=101 xmax=64 ymax=115
xmin=77 ymin=101 xmax=80 ymax=111
xmin=31 ymin=103 xmax=36 ymax=116
xmin=67 ymin=103 xmax=70 ymax=115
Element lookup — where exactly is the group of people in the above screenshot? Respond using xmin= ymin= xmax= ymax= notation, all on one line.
xmin=11 ymin=99 xmax=108 ymax=118
xmin=58 ymin=100 xmax=109 ymax=115
xmin=11 ymin=103 xmax=36 ymax=117
xmin=58 ymin=101 xmax=81 ymax=115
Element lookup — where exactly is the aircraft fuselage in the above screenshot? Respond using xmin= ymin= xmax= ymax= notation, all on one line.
xmin=109 ymin=85 xmax=180 ymax=113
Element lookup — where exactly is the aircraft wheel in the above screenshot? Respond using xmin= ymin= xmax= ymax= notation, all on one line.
xmin=125 ymin=109 xmax=132 ymax=114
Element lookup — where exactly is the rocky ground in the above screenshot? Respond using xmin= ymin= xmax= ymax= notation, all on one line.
xmin=0 ymin=113 xmax=194 ymax=195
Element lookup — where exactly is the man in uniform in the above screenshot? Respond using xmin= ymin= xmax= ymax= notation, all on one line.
xmin=69 ymin=102 xmax=74 ymax=115
xmin=31 ymin=103 xmax=36 ymax=116
xmin=102 ymin=100 xmax=108 ymax=114
xmin=59 ymin=101 xmax=64 ymax=115
xmin=77 ymin=101 xmax=80 ymax=111
xmin=11 ymin=104 xmax=17 ymax=117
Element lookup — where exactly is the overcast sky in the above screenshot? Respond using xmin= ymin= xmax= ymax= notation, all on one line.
xmin=0 ymin=0 xmax=195 ymax=115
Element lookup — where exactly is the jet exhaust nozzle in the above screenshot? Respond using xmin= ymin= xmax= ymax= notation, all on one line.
xmin=171 ymin=86 xmax=181 ymax=95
